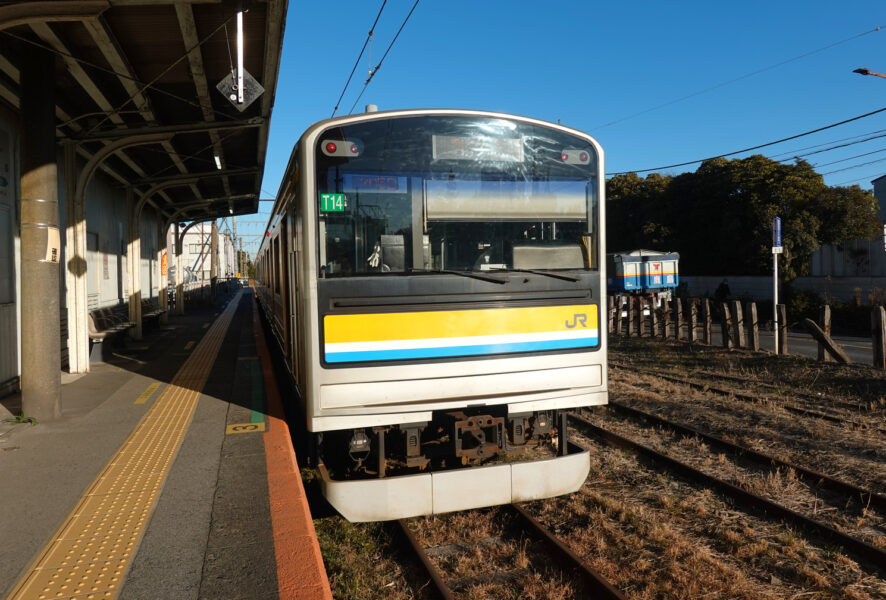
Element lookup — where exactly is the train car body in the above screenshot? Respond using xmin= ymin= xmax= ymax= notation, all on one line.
xmin=255 ymin=109 xmax=607 ymax=521
xmin=608 ymin=249 xmax=679 ymax=297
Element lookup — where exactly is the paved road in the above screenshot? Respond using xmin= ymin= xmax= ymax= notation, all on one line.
xmin=706 ymin=328 xmax=875 ymax=366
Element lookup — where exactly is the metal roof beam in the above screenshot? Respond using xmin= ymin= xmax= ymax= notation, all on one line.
xmin=175 ymin=2 xmax=230 ymax=197
xmin=134 ymin=167 xmax=259 ymax=186
xmin=67 ymin=117 xmax=264 ymax=141
xmin=81 ymin=15 xmax=200 ymax=200
xmin=0 ymin=1 xmax=108 ymax=31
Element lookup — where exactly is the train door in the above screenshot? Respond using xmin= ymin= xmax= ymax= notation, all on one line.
xmin=279 ymin=219 xmax=290 ymax=362
xmin=286 ymin=210 xmax=299 ymax=386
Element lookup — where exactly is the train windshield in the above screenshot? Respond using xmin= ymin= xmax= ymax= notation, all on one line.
xmin=314 ymin=115 xmax=599 ymax=277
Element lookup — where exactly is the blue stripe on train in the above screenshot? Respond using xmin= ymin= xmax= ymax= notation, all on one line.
xmin=325 ymin=336 xmax=599 ymax=363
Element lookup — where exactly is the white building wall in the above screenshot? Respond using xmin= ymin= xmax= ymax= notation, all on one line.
xmin=84 ymin=174 xmax=128 ymax=308
xmin=139 ymin=206 xmax=160 ymax=299
xmin=0 ymin=106 xmax=19 ymax=392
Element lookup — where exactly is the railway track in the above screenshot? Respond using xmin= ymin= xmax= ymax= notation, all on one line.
xmin=393 ymin=504 xmax=627 ymax=599
xmin=610 ymin=363 xmax=886 ymax=434
xmin=568 ymin=410 xmax=886 ymax=575
xmin=606 ymin=401 xmax=886 ymax=512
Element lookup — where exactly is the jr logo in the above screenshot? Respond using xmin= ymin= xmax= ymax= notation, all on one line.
xmin=565 ymin=313 xmax=587 ymax=329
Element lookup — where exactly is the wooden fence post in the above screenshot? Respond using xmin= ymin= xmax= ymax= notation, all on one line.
xmin=640 ymin=297 xmax=651 ymax=337
xmin=747 ymin=301 xmax=759 ymax=351
xmin=661 ymin=298 xmax=671 ymax=339
xmin=731 ymin=300 xmax=745 ymax=348
xmin=802 ymin=318 xmax=851 ymax=363
xmin=673 ymin=297 xmax=683 ymax=341
xmin=721 ymin=302 xmax=734 ymax=349
xmin=818 ymin=305 xmax=832 ymax=362
xmin=619 ymin=295 xmax=628 ymax=336
xmin=688 ymin=299 xmax=698 ymax=343
xmin=872 ymin=306 xmax=886 ymax=369
xmin=702 ymin=298 xmax=712 ymax=345
xmin=650 ymin=298 xmax=659 ymax=338
xmin=628 ymin=297 xmax=637 ymax=337
xmin=777 ymin=304 xmax=788 ymax=355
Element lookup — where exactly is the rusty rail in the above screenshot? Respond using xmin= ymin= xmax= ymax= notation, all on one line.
xmin=569 ymin=412 xmax=886 ymax=574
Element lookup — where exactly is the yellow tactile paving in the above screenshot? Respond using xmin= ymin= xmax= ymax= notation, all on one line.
xmin=133 ymin=382 xmax=162 ymax=405
xmin=7 ymin=292 xmax=242 ymax=600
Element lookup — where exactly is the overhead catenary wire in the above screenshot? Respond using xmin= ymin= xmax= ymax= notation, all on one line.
xmin=331 ymin=0 xmax=388 ymax=118
xmin=347 ymin=0 xmax=421 ymax=115
xmin=607 ymin=105 xmax=886 ymax=176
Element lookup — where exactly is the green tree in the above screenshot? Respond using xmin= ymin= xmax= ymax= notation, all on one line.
xmin=604 ymin=155 xmax=880 ymax=280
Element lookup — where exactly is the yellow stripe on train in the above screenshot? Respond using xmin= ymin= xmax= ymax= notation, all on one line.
xmin=325 ymin=304 xmax=598 ymax=344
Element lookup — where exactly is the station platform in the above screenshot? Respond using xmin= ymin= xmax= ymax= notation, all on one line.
xmin=0 ymin=289 xmax=332 ymax=600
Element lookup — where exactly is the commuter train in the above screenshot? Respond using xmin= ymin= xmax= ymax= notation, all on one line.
xmin=254 ymin=108 xmax=607 ymax=521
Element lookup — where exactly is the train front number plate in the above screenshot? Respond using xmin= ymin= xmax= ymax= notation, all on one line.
xmin=320 ymin=193 xmax=346 ymax=212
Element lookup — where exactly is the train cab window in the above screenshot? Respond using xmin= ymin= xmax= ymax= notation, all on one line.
xmin=315 ymin=115 xmax=600 ymax=277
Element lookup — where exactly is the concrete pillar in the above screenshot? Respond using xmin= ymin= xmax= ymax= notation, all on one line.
xmin=20 ymin=47 xmax=61 ymax=421
xmin=158 ymin=224 xmax=168 ymax=325
xmin=210 ymin=220 xmax=218 ymax=303
xmin=127 ymin=188 xmax=142 ymax=340
xmin=63 ymin=141 xmax=88 ymax=373
xmin=175 ymin=222 xmax=184 ymax=316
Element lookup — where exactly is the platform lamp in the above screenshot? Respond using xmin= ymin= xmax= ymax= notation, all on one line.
xmin=853 ymin=68 xmax=886 ymax=79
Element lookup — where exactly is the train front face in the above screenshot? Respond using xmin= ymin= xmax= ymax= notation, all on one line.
xmin=301 ymin=110 xmax=607 ymax=521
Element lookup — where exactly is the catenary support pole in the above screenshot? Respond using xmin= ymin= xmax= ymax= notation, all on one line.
xmin=20 ymin=47 xmax=61 ymax=421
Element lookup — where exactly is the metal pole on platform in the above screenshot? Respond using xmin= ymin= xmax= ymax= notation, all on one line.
xmin=773 ymin=217 xmax=782 ymax=355
xmin=210 ymin=220 xmax=218 ymax=303
xmin=20 ymin=47 xmax=61 ymax=421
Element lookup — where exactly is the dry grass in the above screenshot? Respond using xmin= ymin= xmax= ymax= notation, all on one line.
xmin=310 ymin=336 xmax=886 ymax=598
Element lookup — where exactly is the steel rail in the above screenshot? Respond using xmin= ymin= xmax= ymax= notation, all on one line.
xmin=393 ymin=519 xmax=455 ymax=600
xmin=610 ymin=361 xmax=872 ymax=414
xmin=617 ymin=366 xmax=882 ymax=432
xmin=508 ymin=504 xmax=628 ymax=600
xmin=569 ymin=412 xmax=886 ymax=574
xmin=606 ymin=401 xmax=886 ymax=512
xmin=394 ymin=506 xmax=627 ymax=599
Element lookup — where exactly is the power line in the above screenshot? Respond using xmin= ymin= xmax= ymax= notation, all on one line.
xmin=771 ymin=132 xmax=886 ymax=165
xmin=590 ymin=25 xmax=883 ymax=131
xmin=607 ymin=105 xmax=886 ymax=176
xmin=331 ymin=0 xmax=388 ymax=118
xmin=768 ymin=128 xmax=886 ymax=160
xmin=834 ymin=172 xmax=884 ymax=186
xmin=809 ymin=146 xmax=886 ymax=169
xmin=820 ymin=155 xmax=886 ymax=176
xmin=347 ymin=0 xmax=421 ymax=115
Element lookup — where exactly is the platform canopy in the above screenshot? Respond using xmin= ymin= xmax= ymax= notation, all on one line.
xmin=0 ymin=0 xmax=286 ymax=222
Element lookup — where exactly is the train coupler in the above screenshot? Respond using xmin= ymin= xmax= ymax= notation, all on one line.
xmin=446 ymin=411 xmax=505 ymax=463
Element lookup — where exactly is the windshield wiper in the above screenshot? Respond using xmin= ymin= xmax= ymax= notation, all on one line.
xmin=411 ymin=269 xmax=507 ymax=284
xmin=484 ymin=268 xmax=580 ymax=282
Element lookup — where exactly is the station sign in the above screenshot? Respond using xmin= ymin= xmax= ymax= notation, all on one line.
xmin=772 ymin=216 xmax=783 ymax=254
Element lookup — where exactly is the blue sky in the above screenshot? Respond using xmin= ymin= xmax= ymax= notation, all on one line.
xmin=238 ymin=1 xmax=886 ymax=253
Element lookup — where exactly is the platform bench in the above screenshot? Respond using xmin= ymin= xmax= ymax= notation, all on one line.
xmin=88 ymin=304 xmax=135 ymax=361
xmin=141 ymin=297 xmax=166 ymax=329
